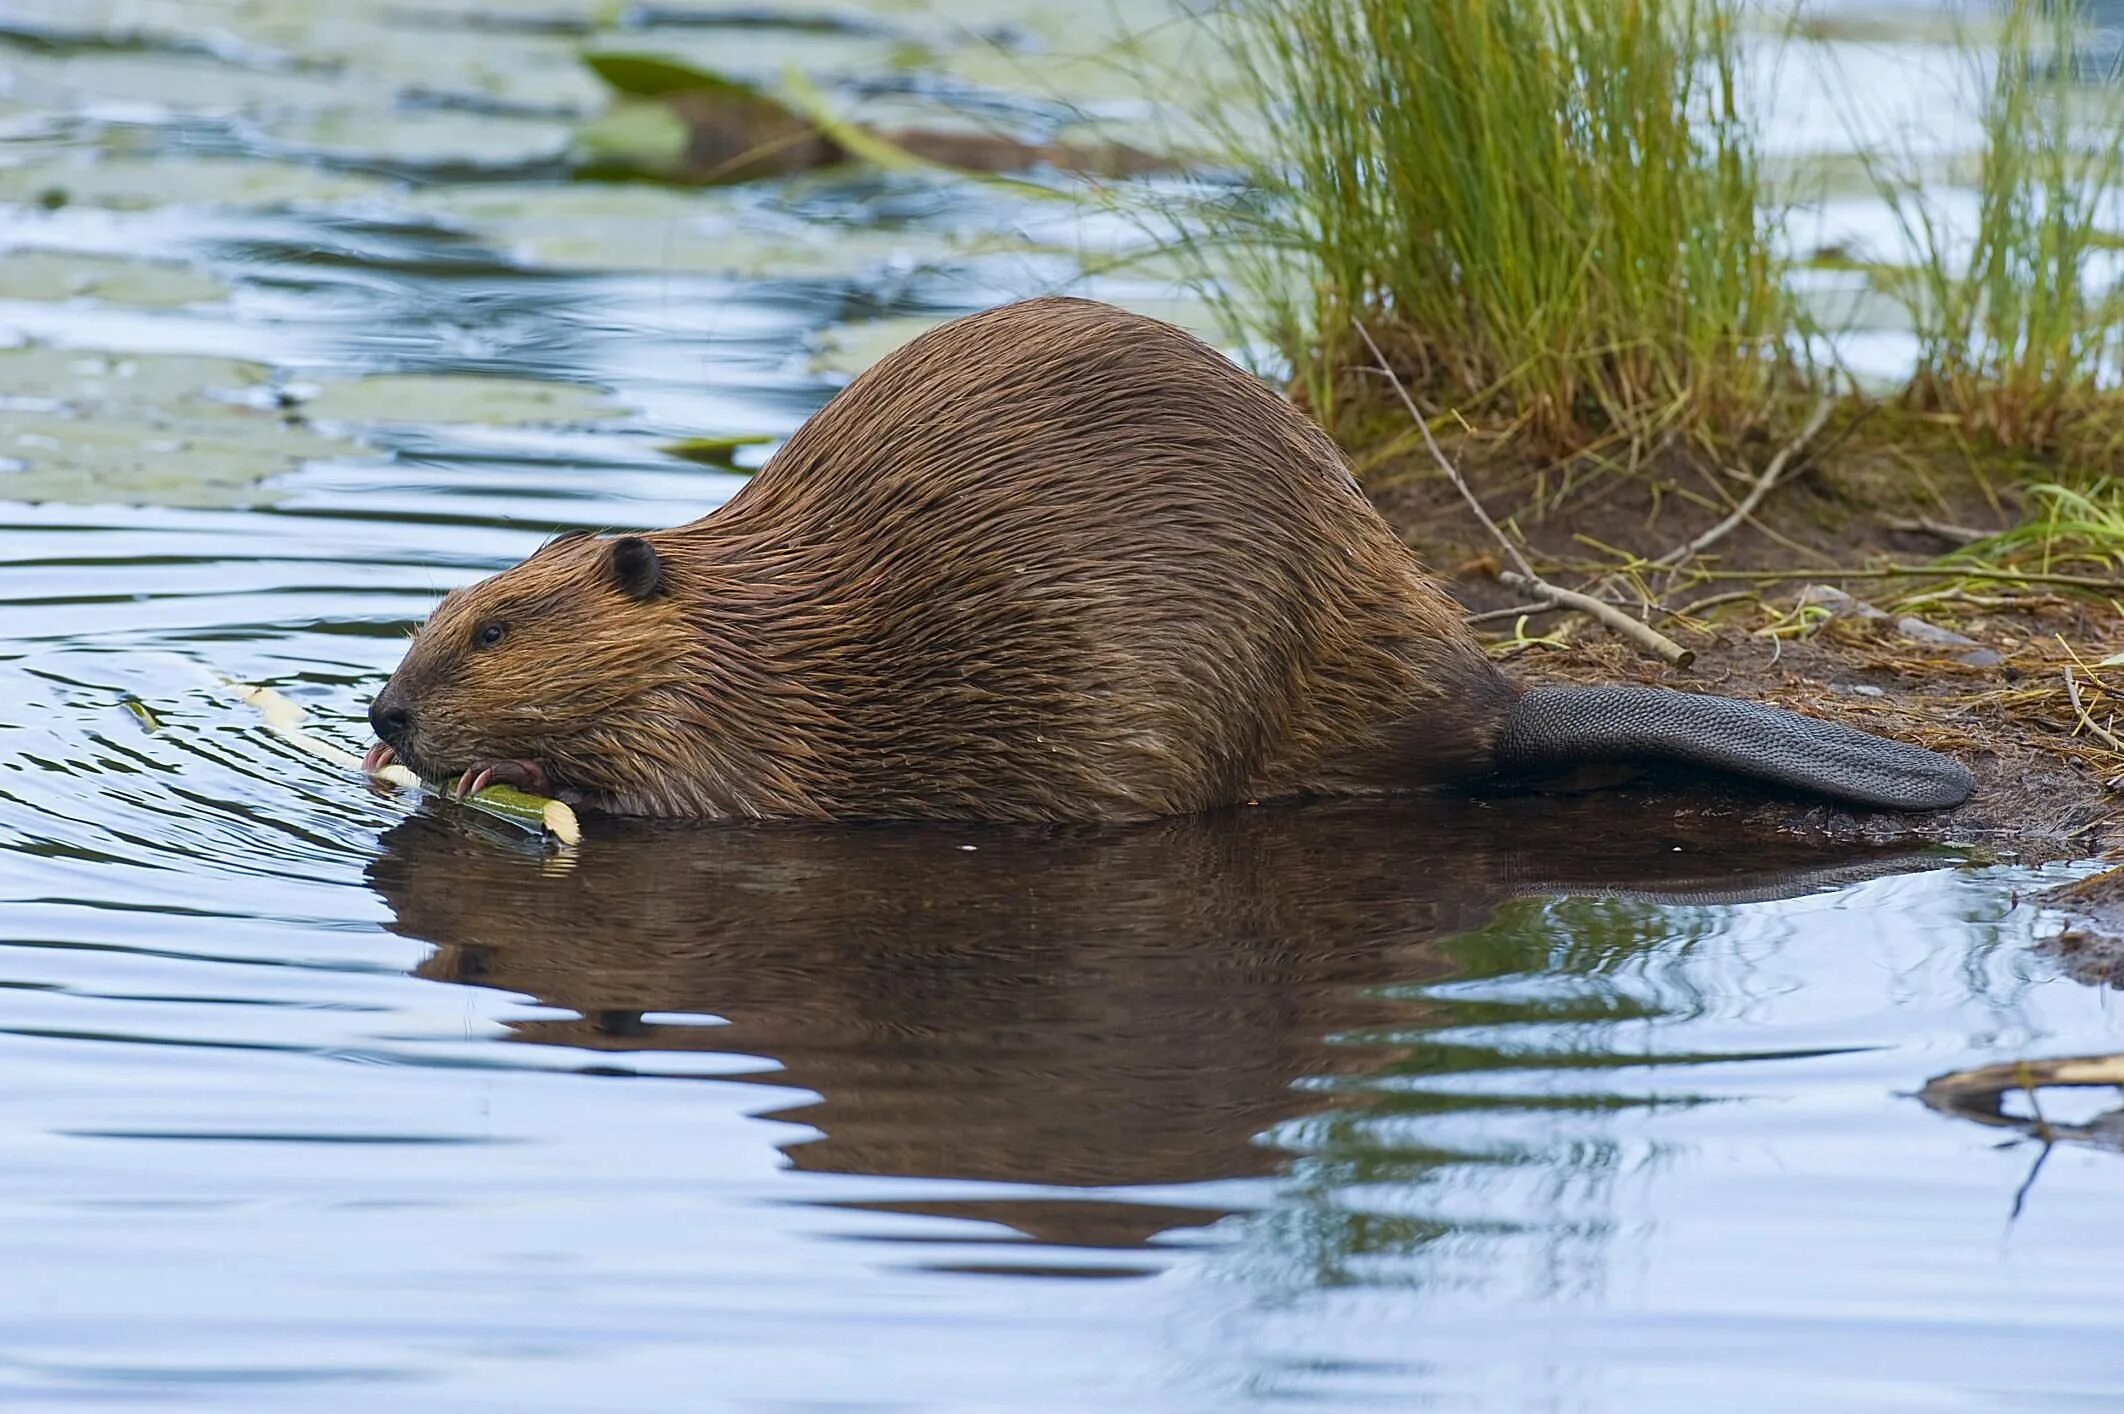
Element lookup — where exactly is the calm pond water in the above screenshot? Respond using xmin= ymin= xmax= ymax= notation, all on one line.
xmin=3 ymin=1 xmax=2123 ymax=1410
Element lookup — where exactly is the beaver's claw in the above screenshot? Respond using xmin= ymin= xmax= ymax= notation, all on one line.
xmin=451 ymin=759 xmax=551 ymax=800
xmin=361 ymin=742 xmax=550 ymax=800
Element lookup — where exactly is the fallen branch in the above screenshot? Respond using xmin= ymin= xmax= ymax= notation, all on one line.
xmin=1922 ymin=1053 xmax=2124 ymax=1106
xmin=1499 ymin=571 xmax=1696 ymax=667
xmin=1354 ymin=321 xmax=1694 ymax=668
xmin=1465 ymin=590 xmax=1684 ymax=627
xmin=229 ymin=683 xmax=581 ymax=845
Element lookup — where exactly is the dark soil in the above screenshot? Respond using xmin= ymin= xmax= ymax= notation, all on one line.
xmin=1363 ymin=417 xmax=2124 ymax=858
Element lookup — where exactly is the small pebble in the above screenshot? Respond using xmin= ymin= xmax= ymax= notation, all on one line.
xmin=1797 ymin=584 xmax=1884 ymax=621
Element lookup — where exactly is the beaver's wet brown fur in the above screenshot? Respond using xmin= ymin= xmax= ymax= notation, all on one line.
xmin=371 ymin=297 xmax=1514 ymax=820
xmin=368 ymin=296 xmax=1971 ymax=821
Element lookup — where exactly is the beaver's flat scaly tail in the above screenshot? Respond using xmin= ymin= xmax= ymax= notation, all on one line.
xmin=1495 ymin=685 xmax=1975 ymax=811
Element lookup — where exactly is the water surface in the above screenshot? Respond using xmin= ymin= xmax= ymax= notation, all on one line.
xmin=3 ymin=2 xmax=2123 ymax=1410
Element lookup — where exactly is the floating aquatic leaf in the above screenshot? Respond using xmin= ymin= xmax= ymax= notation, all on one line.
xmin=304 ymin=373 xmax=617 ymax=427
xmin=583 ymin=51 xmax=780 ymax=104
xmin=1 ymin=406 xmax=349 ymax=508
xmin=5 ymin=47 xmax=342 ymax=114
xmin=577 ymin=51 xmax=837 ymax=184
xmin=0 ymin=250 xmax=225 ymax=307
xmin=569 ymin=98 xmax=693 ymax=174
xmin=0 ymin=153 xmax=396 ymax=210
xmin=423 ymin=180 xmax=1002 ymax=276
xmin=264 ymin=107 xmax=574 ymax=170
xmin=808 ymin=316 xmax=946 ymax=377
xmin=0 ymin=347 xmax=263 ymax=406
xmin=662 ymin=433 xmax=772 ymax=468
xmin=776 ymin=67 xmax=1075 ymax=199
xmin=0 ymin=346 xmax=353 ymax=508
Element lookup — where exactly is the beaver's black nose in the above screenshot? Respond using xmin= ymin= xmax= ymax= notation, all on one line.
xmin=369 ymin=689 xmax=413 ymax=747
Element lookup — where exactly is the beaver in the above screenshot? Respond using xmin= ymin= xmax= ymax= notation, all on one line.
xmin=365 ymin=296 xmax=1976 ymax=822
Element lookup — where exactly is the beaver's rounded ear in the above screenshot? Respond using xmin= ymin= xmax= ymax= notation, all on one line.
xmin=607 ymin=536 xmax=664 ymax=601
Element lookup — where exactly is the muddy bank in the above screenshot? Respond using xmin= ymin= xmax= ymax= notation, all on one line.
xmin=2038 ymin=865 xmax=2124 ymax=982
xmin=1367 ymin=436 xmax=2124 ymax=857
xmin=1477 ymin=624 xmax=2117 ymax=856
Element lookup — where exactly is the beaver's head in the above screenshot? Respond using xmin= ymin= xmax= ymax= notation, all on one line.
xmin=367 ymin=531 xmax=693 ymax=804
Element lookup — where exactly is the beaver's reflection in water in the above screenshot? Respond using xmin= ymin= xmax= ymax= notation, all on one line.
xmin=368 ymin=795 xmax=1933 ymax=1256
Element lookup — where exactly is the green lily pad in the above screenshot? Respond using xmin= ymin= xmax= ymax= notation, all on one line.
xmin=0 ymin=249 xmax=226 ymax=307
xmin=0 ymin=347 xmax=356 ymax=508
xmin=570 ymin=98 xmax=693 ymax=174
xmin=7 ymin=47 xmax=344 ymax=115
xmin=265 ymin=108 xmax=574 ymax=168
xmin=808 ymin=316 xmax=945 ymax=377
xmin=421 ymin=180 xmax=1016 ymax=276
xmin=0 ymin=346 xmax=265 ymax=406
xmin=271 ymin=21 xmax=605 ymax=114
xmin=304 ymin=372 xmax=617 ymax=426
xmin=0 ymin=153 xmax=398 ymax=211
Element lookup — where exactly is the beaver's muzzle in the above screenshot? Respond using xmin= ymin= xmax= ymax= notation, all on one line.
xmin=369 ymin=684 xmax=414 ymax=755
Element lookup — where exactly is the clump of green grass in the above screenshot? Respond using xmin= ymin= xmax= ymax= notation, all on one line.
xmin=1957 ymin=479 xmax=2124 ymax=576
xmin=1199 ymin=0 xmax=1791 ymax=463
xmin=1863 ymin=0 xmax=2124 ymax=464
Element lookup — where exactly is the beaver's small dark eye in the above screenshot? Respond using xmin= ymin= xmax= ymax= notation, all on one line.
xmin=474 ymin=621 xmax=509 ymax=650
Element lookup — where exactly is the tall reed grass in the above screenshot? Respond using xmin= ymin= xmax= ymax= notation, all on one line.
xmin=1190 ymin=0 xmax=2124 ymax=507
xmin=1201 ymin=0 xmax=1790 ymax=461
xmin=1861 ymin=0 xmax=2124 ymax=463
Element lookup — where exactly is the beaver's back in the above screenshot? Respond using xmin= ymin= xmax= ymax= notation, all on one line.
xmin=682 ymin=297 xmax=1509 ymax=819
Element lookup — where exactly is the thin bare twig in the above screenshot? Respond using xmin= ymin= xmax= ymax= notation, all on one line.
xmin=1354 ymin=321 xmax=1536 ymax=581
xmin=2064 ymin=666 xmax=2124 ymax=752
xmin=1354 ymin=321 xmax=1694 ymax=669
xmin=1464 ymin=601 xmax=1560 ymax=626
xmin=1499 ymin=571 xmax=1696 ymax=667
xmin=1649 ymin=395 xmax=1837 ymax=571
xmin=1672 ymin=587 xmax=1762 ymax=619
xmin=1886 ymin=516 xmax=1994 ymax=547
